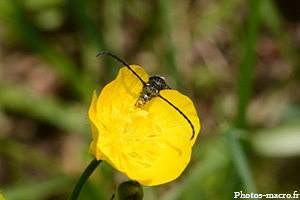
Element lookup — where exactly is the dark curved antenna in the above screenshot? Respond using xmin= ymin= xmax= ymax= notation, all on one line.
xmin=96 ymin=52 xmax=146 ymax=86
xmin=96 ymin=52 xmax=195 ymax=140
xmin=159 ymin=95 xmax=195 ymax=140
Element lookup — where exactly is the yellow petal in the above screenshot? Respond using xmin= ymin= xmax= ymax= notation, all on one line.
xmin=158 ymin=90 xmax=200 ymax=146
xmin=126 ymin=91 xmax=199 ymax=185
xmin=88 ymin=90 xmax=100 ymax=159
xmin=88 ymin=90 xmax=106 ymax=160
xmin=88 ymin=65 xmax=149 ymax=160
xmin=97 ymin=65 xmax=148 ymax=106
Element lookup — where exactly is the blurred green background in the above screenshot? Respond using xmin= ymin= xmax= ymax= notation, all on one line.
xmin=1 ymin=0 xmax=300 ymax=199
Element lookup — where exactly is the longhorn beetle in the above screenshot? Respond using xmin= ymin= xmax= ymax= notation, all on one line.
xmin=96 ymin=52 xmax=195 ymax=140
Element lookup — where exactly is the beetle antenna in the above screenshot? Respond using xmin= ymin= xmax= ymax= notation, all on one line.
xmin=96 ymin=52 xmax=146 ymax=85
xmin=159 ymin=95 xmax=195 ymax=140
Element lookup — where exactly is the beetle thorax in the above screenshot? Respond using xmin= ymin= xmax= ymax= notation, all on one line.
xmin=135 ymin=76 xmax=170 ymax=108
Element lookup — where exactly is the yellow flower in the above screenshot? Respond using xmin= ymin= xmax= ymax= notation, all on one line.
xmin=88 ymin=65 xmax=200 ymax=186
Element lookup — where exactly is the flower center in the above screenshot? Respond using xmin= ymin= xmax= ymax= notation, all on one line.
xmin=101 ymin=97 xmax=163 ymax=172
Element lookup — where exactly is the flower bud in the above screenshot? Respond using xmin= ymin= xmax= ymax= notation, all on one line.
xmin=117 ymin=180 xmax=144 ymax=200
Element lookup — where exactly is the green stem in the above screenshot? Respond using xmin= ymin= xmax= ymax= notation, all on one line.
xmin=70 ymin=158 xmax=102 ymax=200
xmin=236 ymin=0 xmax=261 ymax=129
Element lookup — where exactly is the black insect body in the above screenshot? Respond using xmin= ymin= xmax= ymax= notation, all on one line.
xmin=96 ymin=52 xmax=195 ymax=140
xmin=136 ymin=76 xmax=171 ymax=108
